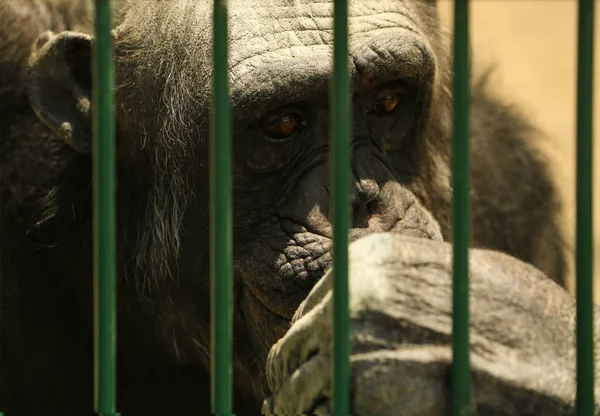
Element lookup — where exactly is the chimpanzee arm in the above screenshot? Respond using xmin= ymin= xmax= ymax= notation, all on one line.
xmin=262 ymin=233 xmax=598 ymax=415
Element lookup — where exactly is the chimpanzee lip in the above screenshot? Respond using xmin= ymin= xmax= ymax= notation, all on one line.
xmin=249 ymin=210 xmax=438 ymax=322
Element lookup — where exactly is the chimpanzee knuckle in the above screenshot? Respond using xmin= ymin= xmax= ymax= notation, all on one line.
xmin=32 ymin=30 xmax=55 ymax=51
xmin=267 ymin=352 xmax=332 ymax=415
xmin=266 ymin=292 xmax=332 ymax=393
xmin=261 ymin=396 xmax=275 ymax=414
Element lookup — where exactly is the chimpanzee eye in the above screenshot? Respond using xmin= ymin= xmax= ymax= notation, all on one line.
xmin=261 ymin=113 xmax=301 ymax=140
xmin=363 ymin=92 xmax=399 ymax=116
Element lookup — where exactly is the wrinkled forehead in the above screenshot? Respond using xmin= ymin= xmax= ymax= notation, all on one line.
xmin=228 ymin=0 xmax=424 ymax=46
xmin=228 ymin=1 xmax=422 ymax=60
xmin=226 ymin=0 xmax=430 ymax=110
xmin=117 ymin=0 xmax=432 ymax=117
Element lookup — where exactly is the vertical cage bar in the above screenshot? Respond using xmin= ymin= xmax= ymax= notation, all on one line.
xmin=210 ymin=0 xmax=234 ymax=414
xmin=451 ymin=0 xmax=472 ymax=415
xmin=92 ymin=0 xmax=118 ymax=415
xmin=575 ymin=0 xmax=596 ymax=415
xmin=331 ymin=0 xmax=351 ymax=414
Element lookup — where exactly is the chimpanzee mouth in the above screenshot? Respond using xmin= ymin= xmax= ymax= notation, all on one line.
xmin=245 ymin=207 xmax=440 ymax=322
xmin=243 ymin=221 xmax=335 ymax=320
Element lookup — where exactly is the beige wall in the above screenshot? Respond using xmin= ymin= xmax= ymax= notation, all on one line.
xmin=437 ymin=1 xmax=600 ymax=297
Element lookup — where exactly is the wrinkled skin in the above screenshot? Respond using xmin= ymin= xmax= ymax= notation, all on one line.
xmin=0 ymin=0 xmax=567 ymax=414
xmin=263 ymin=234 xmax=600 ymax=415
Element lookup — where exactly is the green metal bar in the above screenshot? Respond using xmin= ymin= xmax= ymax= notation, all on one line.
xmin=92 ymin=0 xmax=118 ymax=415
xmin=331 ymin=0 xmax=351 ymax=414
xmin=575 ymin=0 xmax=596 ymax=415
xmin=451 ymin=0 xmax=471 ymax=415
xmin=210 ymin=0 xmax=234 ymax=414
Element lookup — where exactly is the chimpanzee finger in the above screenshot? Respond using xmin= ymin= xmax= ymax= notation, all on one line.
xmin=263 ymin=352 xmax=332 ymax=415
xmin=265 ymin=290 xmax=332 ymax=393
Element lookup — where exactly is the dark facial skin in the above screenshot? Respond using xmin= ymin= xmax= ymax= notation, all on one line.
xmin=233 ymin=81 xmax=440 ymax=320
xmin=0 ymin=0 xmax=567 ymax=414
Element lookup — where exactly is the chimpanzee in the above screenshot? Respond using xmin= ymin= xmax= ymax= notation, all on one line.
xmin=0 ymin=0 xmax=567 ymax=414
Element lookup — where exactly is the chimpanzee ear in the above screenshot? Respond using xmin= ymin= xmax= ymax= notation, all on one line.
xmin=27 ymin=31 xmax=93 ymax=153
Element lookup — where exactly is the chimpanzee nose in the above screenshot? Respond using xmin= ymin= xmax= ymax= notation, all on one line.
xmin=352 ymin=179 xmax=380 ymax=228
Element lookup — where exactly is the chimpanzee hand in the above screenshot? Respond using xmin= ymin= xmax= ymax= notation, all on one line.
xmin=262 ymin=233 xmax=597 ymax=415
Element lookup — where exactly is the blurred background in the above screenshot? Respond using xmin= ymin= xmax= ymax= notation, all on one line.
xmin=436 ymin=1 xmax=600 ymax=298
